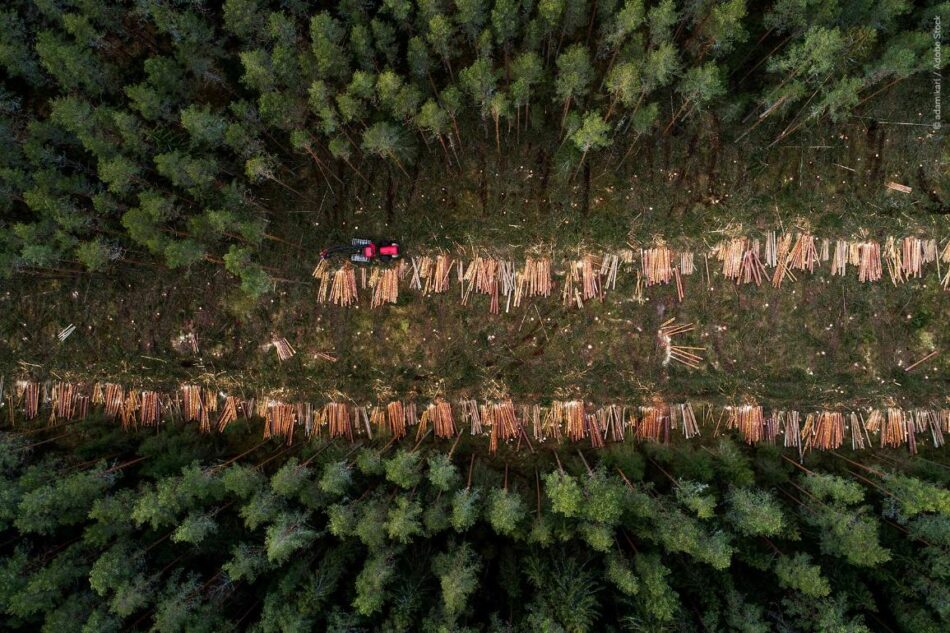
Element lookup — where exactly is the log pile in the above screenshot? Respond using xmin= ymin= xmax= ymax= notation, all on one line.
xmin=771 ymin=233 xmax=795 ymax=288
xmin=739 ymin=241 xmax=766 ymax=286
xmin=680 ymin=251 xmax=695 ymax=276
xmin=331 ymin=264 xmax=358 ymax=306
xmin=460 ymin=399 xmax=483 ymax=435
xmin=386 ymin=401 xmax=408 ymax=439
xmin=636 ymin=405 xmax=670 ymax=443
xmin=513 ymin=257 xmax=552 ymax=307
xmin=764 ymin=231 xmax=778 ymax=268
xmin=857 ymin=241 xmax=883 ymax=282
xmin=831 ymin=240 xmax=849 ymax=276
xmin=7 ymin=378 xmax=950 ymax=455
xmin=326 ymin=402 xmax=351 ymax=440
xmin=52 ymin=382 xmax=77 ymax=420
xmin=463 ymin=257 xmax=500 ymax=313
xmin=897 ymin=237 xmax=937 ymax=280
xmin=139 ymin=391 xmax=161 ymax=427
xmin=672 ymin=402 xmax=700 ymax=439
xmin=422 ymin=401 xmax=455 ymax=439
xmin=641 ymin=245 xmax=673 ymax=286
xmin=104 ymin=383 xmax=125 ymax=419
xmin=725 ymin=405 xmax=765 ymax=445
xmin=370 ymin=267 xmax=400 ymax=308
xmin=264 ymin=402 xmax=296 ymax=445
xmin=601 ymin=253 xmax=622 ymax=290
xmin=879 ymin=408 xmax=910 ymax=451
xmin=657 ymin=319 xmax=704 ymax=369
xmin=485 ymin=400 xmax=519 ymax=453
xmin=409 ymin=256 xmax=431 ymax=291
xmin=715 ymin=238 xmax=746 ymax=282
xmin=216 ymin=396 xmax=238 ymax=432
xmin=308 ymin=231 xmax=948 ymax=311
xmin=431 ymin=254 xmax=453 ymax=294
xmin=181 ymin=384 xmax=204 ymax=422
xmin=314 ymin=261 xmax=357 ymax=306
xmin=597 ymin=404 xmax=626 ymax=442
xmin=272 ymin=337 xmax=296 ymax=361
xmin=579 ymin=256 xmax=603 ymax=301
xmin=561 ymin=256 xmax=603 ymax=308
xmin=802 ymin=411 xmax=845 ymax=451
xmin=786 ymin=233 xmax=820 ymax=274
xmin=20 ymin=381 xmax=39 ymax=421
xmin=781 ymin=411 xmax=802 ymax=458
xmin=540 ymin=401 xmax=564 ymax=442
xmin=345 ymin=406 xmax=366 ymax=438
xmin=410 ymin=254 xmax=455 ymax=295
xmin=849 ymin=412 xmax=870 ymax=450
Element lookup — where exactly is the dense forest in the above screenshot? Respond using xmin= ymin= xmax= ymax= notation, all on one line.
xmin=1 ymin=416 xmax=949 ymax=632
xmin=1 ymin=0 xmax=947 ymax=296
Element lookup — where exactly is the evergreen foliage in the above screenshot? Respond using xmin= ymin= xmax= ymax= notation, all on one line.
xmin=0 ymin=0 xmax=942 ymax=293
xmin=0 ymin=419 xmax=945 ymax=631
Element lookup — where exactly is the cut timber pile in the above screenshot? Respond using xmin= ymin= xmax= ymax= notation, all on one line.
xmin=310 ymin=231 xmax=949 ymax=311
xmin=462 ymin=256 xmax=500 ymax=314
xmin=513 ymin=257 xmax=552 ymax=307
xmin=314 ymin=262 xmax=357 ymax=306
xmin=386 ymin=401 xmax=409 ymax=439
xmin=370 ymin=267 xmax=400 ymax=308
xmin=216 ymin=396 xmax=239 ymax=432
xmin=802 ymin=411 xmax=845 ymax=451
xmin=117 ymin=391 xmax=137 ymax=429
xmin=641 ymin=244 xmax=673 ymax=286
xmin=782 ymin=411 xmax=803 ymax=457
xmin=19 ymin=381 xmax=40 ymax=421
xmin=596 ymin=404 xmax=626 ymax=442
xmin=272 ymin=337 xmax=295 ymax=361
xmin=563 ymin=401 xmax=586 ymax=443
xmin=460 ymin=399 xmax=483 ymax=435
xmin=601 ymin=252 xmax=622 ymax=291
xmin=672 ymin=403 xmax=700 ymax=439
xmin=636 ymin=405 xmax=671 ymax=443
xmin=103 ymin=383 xmax=124 ymax=418
xmin=561 ymin=255 xmax=603 ymax=308
xmin=330 ymin=264 xmax=358 ymax=306
xmin=771 ymin=233 xmax=795 ymax=287
xmin=857 ymin=241 xmax=883 ymax=282
xmin=410 ymin=254 xmax=453 ymax=294
xmin=51 ymin=381 xmax=89 ymax=421
xmin=834 ymin=240 xmax=883 ymax=282
xmin=540 ymin=402 xmax=563 ymax=442
xmin=326 ymin=402 xmax=351 ymax=440
xmin=139 ymin=391 xmax=161 ymax=427
xmin=679 ymin=251 xmax=695 ymax=276
xmin=724 ymin=405 xmax=765 ymax=445
xmin=715 ymin=238 xmax=765 ymax=286
xmin=264 ymin=402 xmax=296 ymax=445
xmin=786 ymin=233 xmax=820 ymax=274
xmin=422 ymin=401 xmax=455 ymax=439
xmin=657 ymin=319 xmax=704 ymax=369
xmin=485 ymin=400 xmax=519 ymax=454
xmin=6 ymin=379 xmax=950 ymax=455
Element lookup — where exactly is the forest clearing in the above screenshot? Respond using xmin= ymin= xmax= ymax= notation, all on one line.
xmin=1 ymin=1 xmax=949 ymax=632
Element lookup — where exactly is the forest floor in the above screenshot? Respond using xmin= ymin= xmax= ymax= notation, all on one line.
xmin=2 ymin=117 xmax=948 ymax=413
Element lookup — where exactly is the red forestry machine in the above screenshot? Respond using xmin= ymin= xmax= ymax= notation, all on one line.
xmin=319 ymin=238 xmax=402 ymax=264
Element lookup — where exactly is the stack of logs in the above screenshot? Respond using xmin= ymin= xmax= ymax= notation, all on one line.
xmin=6 ymin=379 xmax=950 ymax=455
